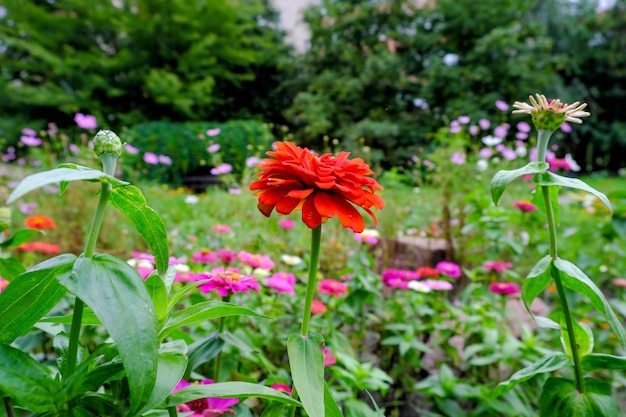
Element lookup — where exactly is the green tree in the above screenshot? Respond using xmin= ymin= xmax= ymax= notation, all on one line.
xmin=0 ymin=0 xmax=290 ymax=142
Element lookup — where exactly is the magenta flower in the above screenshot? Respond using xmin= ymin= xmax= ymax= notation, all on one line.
xmin=516 ymin=132 xmax=528 ymax=140
xmin=513 ymin=200 xmax=538 ymax=212
xmin=270 ymin=383 xmax=292 ymax=395
xmin=74 ymin=113 xmax=97 ymax=129
xmin=483 ymin=260 xmax=513 ymax=272
xmin=207 ymin=128 xmax=221 ymax=137
xmin=173 ymin=379 xmax=238 ymax=416
xmin=435 ymin=261 xmax=462 ymax=278
xmin=612 ymin=278 xmax=626 ymax=288
xmin=382 ymin=269 xmax=420 ymax=287
xmin=495 ymin=100 xmax=510 ymax=112
xmin=22 ymin=128 xmax=37 ymax=137
xmin=191 ymin=249 xmax=219 ymax=265
xmin=516 ymin=121 xmax=531 ymax=133
xmin=560 ymin=122 xmax=573 ymax=133
xmin=207 ymin=143 xmax=221 ymax=153
xmin=217 ymin=249 xmax=237 ymax=265
xmin=238 ymin=251 xmax=275 ymax=270
xmin=318 ymin=279 xmax=348 ymax=298
xmin=143 ymin=152 xmax=159 ymax=165
xmin=264 ymin=273 xmax=296 ymax=295
xmin=458 ymin=115 xmax=470 ymax=124
xmin=323 ymin=348 xmax=337 ymax=367
xmin=131 ymin=251 xmax=155 ymax=262
xmin=354 ymin=229 xmax=379 ymax=245
xmin=489 ymin=282 xmax=521 ymax=295
xmin=199 ymin=270 xmax=259 ymax=296
xmin=0 ymin=278 xmax=8 ymax=292
xmin=278 ymin=218 xmax=296 ymax=230
xmin=494 ymin=124 xmax=509 ymax=138
xmin=479 ymin=118 xmax=491 ymax=130
xmin=421 ymin=279 xmax=453 ymax=291
xmin=125 ymin=143 xmax=140 ymax=154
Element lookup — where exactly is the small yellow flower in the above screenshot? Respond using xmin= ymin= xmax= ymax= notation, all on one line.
xmin=513 ymin=94 xmax=590 ymax=131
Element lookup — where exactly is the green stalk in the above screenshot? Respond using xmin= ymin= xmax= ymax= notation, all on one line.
xmin=213 ymin=294 xmax=230 ymax=382
xmin=167 ymin=406 xmax=178 ymax=417
xmin=300 ymin=225 xmax=322 ymax=336
xmin=3 ymin=397 xmax=14 ymax=417
xmin=541 ymin=185 xmax=585 ymax=393
xmin=289 ymin=225 xmax=322 ymax=417
xmin=66 ymin=153 xmax=117 ymax=378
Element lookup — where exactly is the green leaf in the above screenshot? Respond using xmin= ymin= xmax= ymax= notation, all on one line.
xmin=553 ymin=259 xmax=626 ymax=348
xmin=167 ymin=382 xmax=301 ymax=408
xmin=7 ymin=167 xmax=126 ymax=204
xmin=160 ymin=300 xmax=268 ymax=340
xmin=492 ymin=352 xmax=570 ymax=398
xmin=0 ymin=344 xmax=59 ymax=412
xmin=522 ymin=256 xmax=559 ymax=329
xmin=0 ymin=256 xmax=26 ymax=280
xmin=325 ymin=382 xmax=344 ymax=417
xmin=0 ymin=229 xmax=39 ymax=248
xmin=287 ymin=332 xmax=325 ymax=417
xmin=0 ymin=254 xmax=76 ymax=344
xmin=581 ymin=354 xmax=626 ymax=371
xmin=261 ymin=402 xmax=288 ymax=417
xmin=40 ymin=308 xmax=102 ymax=325
xmin=538 ymin=377 xmax=617 ymax=417
xmin=135 ymin=340 xmax=188 ymax=416
xmin=490 ymin=162 xmax=549 ymax=205
xmin=560 ymin=316 xmax=593 ymax=360
xmin=166 ymin=279 xmax=210 ymax=311
xmin=187 ymin=332 xmax=225 ymax=374
xmin=59 ymin=254 xmax=158 ymax=414
xmin=108 ymin=185 xmax=169 ymax=275
xmin=145 ymin=273 xmax=169 ymax=325
xmin=535 ymin=172 xmax=612 ymax=213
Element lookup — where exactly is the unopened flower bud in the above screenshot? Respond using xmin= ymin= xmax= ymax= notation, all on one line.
xmin=93 ymin=130 xmax=122 ymax=157
xmin=531 ymin=111 xmax=567 ymax=133
xmin=0 ymin=207 xmax=11 ymax=231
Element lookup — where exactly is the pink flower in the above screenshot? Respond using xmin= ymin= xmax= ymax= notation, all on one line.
xmin=435 ymin=261 xmax=462 ymax=279
xmin=311 ymin=299 xmax=327 ymax=314
xmin=238 ymin=251 xmax=275 ymax=270
xmin=560 ymin=122 xmax=572 ymax=133
xmin=278 ymin=219 xmax=296 ymax=230
xmin=612 ymin=278 xmax=626 ymax=288
xmin=143 ymin=152 xmax=159 ymax=165
xmin=458 ymin=115 xmax=470 ymax=124
xmin=20 ymin=135 xmax=42 ymax=147
xmin=207 ymin=128 xmax=221 ymax=137
xmin=228 ymin=188 xmax=242 ymax=195
xmin=264 ymin=272 xmax=296 ymax=295
xmin=74 ymin=113 xmax=97 ymax=129
xmin=382 ymin=269 xmax=419 ymax=289
xmin=421 ymin=279 xmax=453 ymax=291
xmin=449 ymin=120 xmax=462 ymax=134
xmin=494 ymin=125 xmax=509 ymax=138
xmin=270 ymin=383 xmax=292 ymax=395
xmin=21 ymin=128 xmax=37 ymax=137
xmin=450 ymin=152 xmax=466 ymax=165
xmin=516 ymin=121 xmax=531 ymax=133
xmin=353 ymin=229 xmax=380 ymax=245
xmin=489 ymin=282 xmax=521 ymax=295
xmin=199 ymin=270 xmax=259 ymax=296
xmin=483 ymin=260 xmax=513 ymax=272
xmin=191 ymin=249 xmax=219 ymax=265
xmin=207 ymin=144 xmax=221 ymax=153
xmin=125 ymin=143 xmax=140 ymax=154
xmin=173 ymin=379 xmax=238 ymax=416
xmin=479 ymin=118 xmax=491 ymax=130
xmin=513 ymin=200 xmax=538 ymax=212
xmin=158 ymin=155 xmax=172 ymax=165
xmin=211 ymin=163 xmax=233 ymax=175
xmin=212 ymin=224 xmax=231 ymax=234
xmin=18 ymin=201 xmax=38 ymax=215
xmin=217 ymin=249 xmax=237 ymax=265
xmin=318 ymin=279 xmax=348 ymax=298
xmin=323 ymin=348 xmax=337 ymax=367
xmin=131 ymin=251 xmax=155 ymax=262
xmin=0 ymin=278 xmax=9 ymax=292
xmin=246 ymin=156 xmax=262 ymax=168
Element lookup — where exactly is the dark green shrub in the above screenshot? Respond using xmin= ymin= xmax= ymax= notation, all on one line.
xmin=121 ymin=120 xmax=275 ymax=187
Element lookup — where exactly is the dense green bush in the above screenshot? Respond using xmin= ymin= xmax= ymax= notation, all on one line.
xmin=121 ymin=120 xmax=275 ymax=187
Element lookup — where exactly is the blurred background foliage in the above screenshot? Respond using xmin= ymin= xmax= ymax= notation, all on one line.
xmin=1 ymin=0 xmax=625 ymax=172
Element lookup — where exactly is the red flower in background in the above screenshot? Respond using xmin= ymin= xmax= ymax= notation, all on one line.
xmin=250 ymin=142 xmax=384 ymax=233
xmin=24 ymin=215 xmax=56 ymax=230
xmin=16 ymin=242 xmax=61 ymax=254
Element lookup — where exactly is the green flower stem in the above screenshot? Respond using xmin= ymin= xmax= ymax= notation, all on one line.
xmin=300 ymin=225 xmax=322 ymax=336
xmin=213 ymin=294 xmax=231 ymax=382
xmin=167 ymin=406 xmax=178 ymax=417
xmin=541 ymin=185 xmax=585 ymax=393
xmin=536 ymin=129 xmax=552 ymax=164
xmin=66 ymin=154 xmax=117 ymax=379
xmin=4 ymin=397 xmax=14 ymax=417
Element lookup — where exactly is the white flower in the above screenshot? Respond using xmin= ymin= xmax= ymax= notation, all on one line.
xmin=408 ymin=281 xmax=432 ymax=293
xmin=174 ymin=263 xmax=190 ymax=273
xmin=482 ymin=135 xmax=502 ymax=147
xmin=280 ymin=254 xmax=303 ymax=266
xmin=476 ymin=159 xmax=489 ymax=171
xmin=253 ymin=268 xmax=271 ymax=279
xmin=565 ymin=153 xmax=581 ymax=172
xmin=184 ymin=195 xmax=200 ymax=205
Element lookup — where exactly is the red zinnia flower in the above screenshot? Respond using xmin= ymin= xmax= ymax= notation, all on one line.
xmin=249 ymin=142 xmax=384 ymax=233
xmin=416 ymin=266 xmax=439 ymax=279
xmin=489 ymin=282 xmax=521 ymax=295
xmin=513 ymin=200 xmax=538 ymax=212
xmin=15 ymin=241 xmax=61 ymax=254
xmin=24 ymin=215 xmax=56 ymax=230
xmin=318 ymin=279 xmax=348 ymax=298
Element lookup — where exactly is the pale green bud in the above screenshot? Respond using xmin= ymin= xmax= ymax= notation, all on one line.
xmin=0 ymin=207 xmax=11 ymax=231
xmin=93 ymin=130 xmax=122 ymax=157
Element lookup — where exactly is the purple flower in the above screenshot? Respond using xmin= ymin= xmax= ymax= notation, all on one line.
xmin=494 ymin=125 xmax=509 ymax=138
xmin=450 ymin=152 xmax=466 ymax=165
xmin=457 ymin=115 xmax=470 ymax=124
xmin=74 ymin=113 xmax=97 ymax=129
xmin=158 ymin=155 xmax=172 ymax=165
xmin=228 ymin=188 xmax=242 ymax=195
xmin=495 ymin=100 xmax=510 ymax=112
xmin=207 ymin=143 xmax=221 ymax=153
xmin=20 ymin=135 xmax=42 ymax=147
xmin=449 ymin=120 xmax=462 ymax=134
xmin=478 ymin=119 xmax=491 ymax=130
xmin=515 ymin=132 xmax=528 ymax=140
xmin=246 ymin=156 xmax=262 ymax=168
xmin=69 ymin=144 xmax=80 ymax=154
xmin=500 ymin=148 xmax=518 ymax=160
xmin=210 ymin=163 xmax=233 ymax=175
xmin=125 ymin=144 xmax=139 ymax=154
xmin=469 ymin=125 xmax=479 ymax=136
xmin=206 ymin=128 xmax=221 ymax=137
xmin=422 ymin=279 xmax=453 ymax=291
xmin=18 ymin=201 xmax=38 ymax=215
xmin=21 ymin=128 xmax=37 ymax=137
xmin=560 ymin=122 xmax=572 ymax=133
xmin=516 ymin=121 xmax=531 ymax=133
xmin=143 ymin=152 xmax=159 ymax=165
xmin=435 ymin=261 xmax=462 ymax=279
xmin=479 ymin=147 xmax=494 ymax=158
